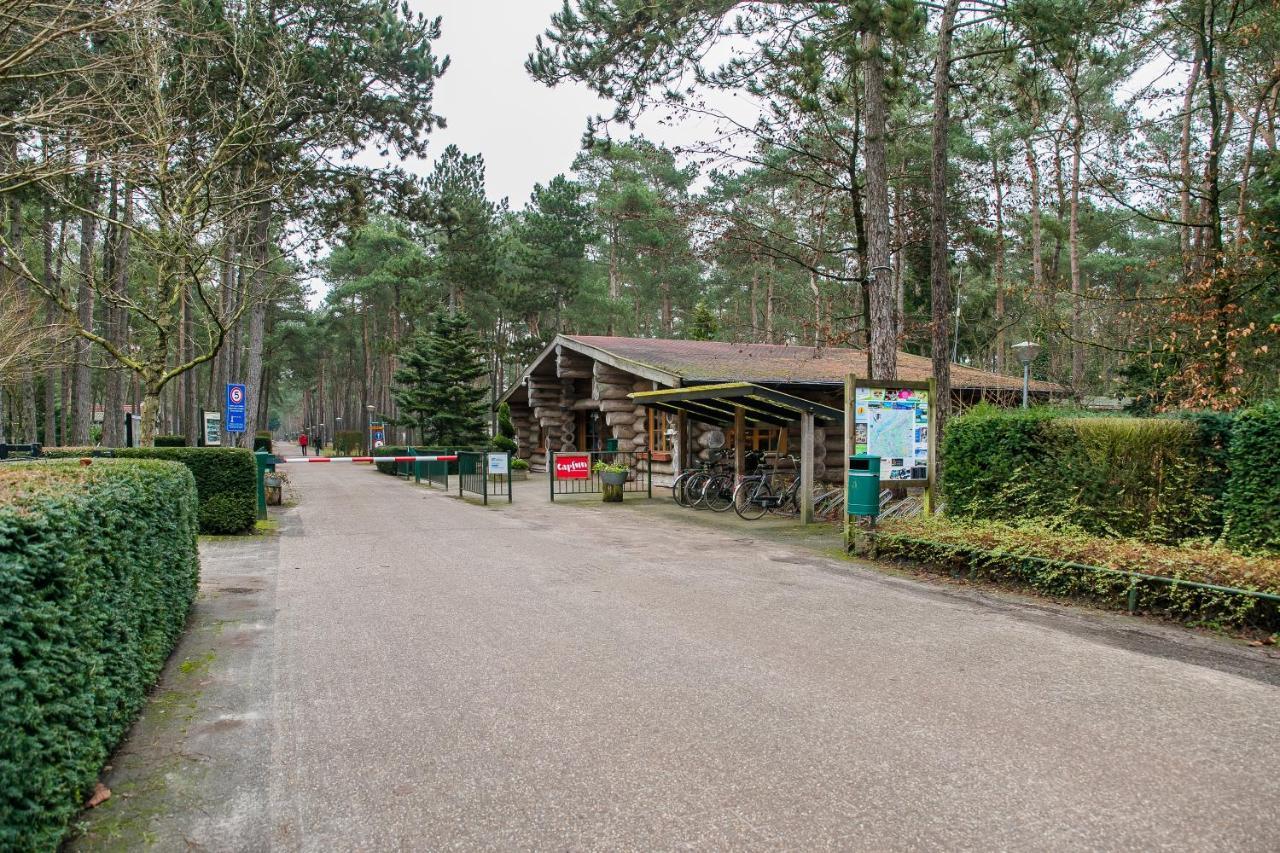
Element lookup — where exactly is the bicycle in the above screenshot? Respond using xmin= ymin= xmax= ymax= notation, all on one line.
xmin=671 ymin=449 xmax=729 ymax=508
xmin=732 ymin=454 xmax=802 ymax=520
xmin=695 ymin=449 xmax=764 ymax=512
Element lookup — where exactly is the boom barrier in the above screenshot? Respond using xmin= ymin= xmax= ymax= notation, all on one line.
xmin=274 ymin=455 xmax=458 ymax=464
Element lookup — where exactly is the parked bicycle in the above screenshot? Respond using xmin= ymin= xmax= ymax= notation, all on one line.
xmin=671 ymin=449 xmax=730 ymax=508
xmin=693 ymin=449 xmax=764 ymax=512
xmin=732 ymin=453 xmax=803 ymax=520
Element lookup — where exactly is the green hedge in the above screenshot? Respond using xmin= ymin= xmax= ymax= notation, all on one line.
xmin=942 ymin=408 xmax=1220 ymax=543
xmin=41 ymin=447 xmax=255 ymax=535
xmin=153 ymin=434 xmax=187 ymax=447
xmin=1224 ymin=403 xmax=1280 ymax=554
xmin=0 ymin=460 xmax=200 ymax=850
xmin=334 ymin=430 xmax=362 ymax=456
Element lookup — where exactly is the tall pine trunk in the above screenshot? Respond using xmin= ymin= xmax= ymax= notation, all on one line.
xmin=72 ymin=169 xmax=99 ymax=444
xmin=929 ymin=0 xmax=959 ymax=442
xmin=863 ymin=30 xmax=897 ymax=380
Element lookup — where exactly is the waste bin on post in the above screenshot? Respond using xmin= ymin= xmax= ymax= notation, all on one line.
xmin=847 ymin=454 xmax=881 ymax=519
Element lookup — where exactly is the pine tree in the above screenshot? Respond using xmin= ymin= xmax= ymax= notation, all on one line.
xmin=393 ymin=312 xmax=488 ymax=446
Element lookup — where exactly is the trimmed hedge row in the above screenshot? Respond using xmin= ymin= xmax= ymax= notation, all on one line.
xmin=942 ymin=408 xmax=1220 ymax=543
xmin=41 ymin=447 xmax=255 ymax=535
xmin=942 ymin=405 xmax=1279 ymax=552
xmin=334 ymin=430 xmax=363 ymax=455
xmin=153 ymin=434 xmax=187 ymax=447
xmin=1224 ymin=403 xmax=1280 ymax=554
xmin=0 ymin=460 xmax=200 ymax=850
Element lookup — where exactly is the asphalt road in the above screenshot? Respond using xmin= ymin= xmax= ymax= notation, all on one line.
xmin=75 ymin=453 xmax=1280 ymax=851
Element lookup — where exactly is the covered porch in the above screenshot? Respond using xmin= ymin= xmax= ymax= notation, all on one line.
xmin=629 ymin=382 xmax=845 ymax=524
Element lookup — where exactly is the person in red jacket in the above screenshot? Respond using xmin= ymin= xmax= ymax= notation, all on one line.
xmin=299 ymin=432 xmax=309 ymax=456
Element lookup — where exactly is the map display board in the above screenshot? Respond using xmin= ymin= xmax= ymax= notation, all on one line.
xmin=854 ymin=386 xmax=930 ymax=481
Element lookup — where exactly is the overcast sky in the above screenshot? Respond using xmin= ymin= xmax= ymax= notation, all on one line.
xmin=384 ymin=0 xmax=739 ymax=205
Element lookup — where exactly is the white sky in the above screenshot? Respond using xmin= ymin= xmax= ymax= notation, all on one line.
xmin=372 ymin=0 xmax=719 ymax=205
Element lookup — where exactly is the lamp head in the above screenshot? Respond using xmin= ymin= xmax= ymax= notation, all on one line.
xmin=1012 ymin=340 xmax=1042 ymax=366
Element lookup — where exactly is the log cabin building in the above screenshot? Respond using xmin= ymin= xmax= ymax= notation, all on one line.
xmin=500 ymin=335 xmax=1061 ymax=484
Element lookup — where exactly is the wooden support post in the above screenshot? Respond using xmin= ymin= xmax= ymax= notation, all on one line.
xmin=676 ymin=409 xmax=688 ymax=476
xmin=733 ymin=405 xmax=745 ymax=484
xmin=844 ymin=373 xmax=855 ymax=548
xmin=800 ymin=411 xmax=815 ymax=524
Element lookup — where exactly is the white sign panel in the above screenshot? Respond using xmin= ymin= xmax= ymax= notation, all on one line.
xmin=203 ymin=411 xmax=222 ymax=446
xmin=487 ymin=452 xmax=509 ymax=475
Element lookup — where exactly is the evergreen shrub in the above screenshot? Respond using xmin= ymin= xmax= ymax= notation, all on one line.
xmin=943 ymin=407 xmax=1221 ymax=543
xmin=41 ymin=447 xmax=255 ymax=534
xmin=493 ymin=402 xmax=518 ymax=454
xmin=334 ymin=430 xmax=363 ymax=456
xmin=0 ymin=460 xmax=199 ymax=850
xmin=1224 ymin=402 xmax=1280 ymax=554
xmin=153 ymin=434 xmax=187 ymax=447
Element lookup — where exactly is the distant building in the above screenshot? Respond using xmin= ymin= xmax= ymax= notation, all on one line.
xmin=501 ymin=335 xmax=1062 ymax=482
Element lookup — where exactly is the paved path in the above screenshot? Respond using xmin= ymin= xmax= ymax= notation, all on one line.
xmin=77 ymin=455 xmax=1279 ymax=851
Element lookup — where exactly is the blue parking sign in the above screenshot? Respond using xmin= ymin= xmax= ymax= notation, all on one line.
xmin=226 ymin=383 xmax=247 ymax=433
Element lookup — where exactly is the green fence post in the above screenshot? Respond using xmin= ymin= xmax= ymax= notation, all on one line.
xmin=548 ymin=452 xmax=555 ymax=502
xmin=458 ymin=455 xmax=463 ymax=498
xmin=414 ymin=449 xmax=421 ymax=484
xmin=254 ymin=450 xmax=271 ymax=521
xmin=507 ymin=452 xmax=513 ymax=503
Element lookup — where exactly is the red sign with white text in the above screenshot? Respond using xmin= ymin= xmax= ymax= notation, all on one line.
xmin=555 ymin=454 xmax=591 ymax=479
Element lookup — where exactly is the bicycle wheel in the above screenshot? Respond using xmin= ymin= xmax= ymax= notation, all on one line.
xmin=733 ymin=478 xmax=772 ymax=520
xmin=671 ymin=472 xmax=692 ymax=506
xmin=686 ymin=472 xmax=711 ymax=509
xmin=703 ymin=473 xmax=735 ymax=512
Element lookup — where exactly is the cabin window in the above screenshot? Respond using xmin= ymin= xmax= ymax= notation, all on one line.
xmin=648 ymin=410 xmax=674 ymax=452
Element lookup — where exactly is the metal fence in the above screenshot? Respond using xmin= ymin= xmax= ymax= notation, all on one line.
xmin=0 ymin=443 xmax=42 ymax=460
xmin=457 ymin=451 xmax=512 ymax=505
xmin=548 ymin=450 xmax=653 ymax=501
xmin=421 ymin=459 xmax=449 ymax=490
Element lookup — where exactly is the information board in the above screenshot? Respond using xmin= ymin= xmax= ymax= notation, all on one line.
xmin=854 ymin=385 xmax=930 ymax=481
xmin=203 ymin=411 xmax=221 ymax=446
xmin=225 ymin=383 xmax=246 ymax=433
xmin=487 ymin=452 xmax=509 ymax=475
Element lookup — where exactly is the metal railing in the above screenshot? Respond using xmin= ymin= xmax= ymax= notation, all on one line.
xmin=549 ymin=450 xmax=653 ymax=501
xmin=421 ymin=458 xmax=449 ymax=490
xmin=457 ymin=451 xmax=512 ymax=505
xmin=0 ymin=442 xmax=42 ymax=460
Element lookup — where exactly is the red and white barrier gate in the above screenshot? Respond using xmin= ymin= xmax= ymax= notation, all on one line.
xmin=274 ymin=455 xmax=458 ymax=464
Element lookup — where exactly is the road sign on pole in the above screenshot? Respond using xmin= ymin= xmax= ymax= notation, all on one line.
xmin=226 ymin=383 xmax=246 ymax=433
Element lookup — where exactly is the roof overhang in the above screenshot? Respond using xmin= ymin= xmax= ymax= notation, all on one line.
xmin=498 ymin=335 xmax=682 ymax=405
xmin=628 ymin=382 xmax=845 ymax=428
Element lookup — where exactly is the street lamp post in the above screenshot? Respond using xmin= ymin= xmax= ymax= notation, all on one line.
xmin=1011 ymin=341 xmax=1043 ymax=409
xmin=365 ymin=404 xmax=375 ymax=454
xmin=318 ymin=422 xmax=325 ymax=451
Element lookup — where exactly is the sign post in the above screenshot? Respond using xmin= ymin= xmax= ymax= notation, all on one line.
xmin=226 ymin=383 xmax=246 ymax=435
xmin=203 ymin=411 xmax=222 ymax=446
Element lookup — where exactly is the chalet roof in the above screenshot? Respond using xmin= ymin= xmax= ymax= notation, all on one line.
xmin=559 ymin=335 xmax=1061 ymax=394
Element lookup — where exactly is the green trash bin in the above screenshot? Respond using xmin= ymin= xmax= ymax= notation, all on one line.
xmin=847 ymin=454 xmax=881 ymax=518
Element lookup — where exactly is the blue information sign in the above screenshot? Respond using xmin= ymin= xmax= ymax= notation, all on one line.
xmin=226 ymin=383 xmax=247 ymax=433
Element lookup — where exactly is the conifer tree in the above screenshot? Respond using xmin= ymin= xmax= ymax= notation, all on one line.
xmin=392 ymin=312 xmax=488 ymax=446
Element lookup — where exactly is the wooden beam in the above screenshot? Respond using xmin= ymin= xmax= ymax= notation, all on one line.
xmin=733 ymin=405 xmax=745 ymax=484
xmin=800 ymin=411 xmax=815 ymax=524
